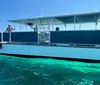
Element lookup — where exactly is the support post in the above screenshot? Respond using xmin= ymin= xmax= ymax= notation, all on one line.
xmin=79 ymin=23 xmax=81 ymax=30
xmin=9 ymin=22 xmax=11 ymax=43
xmin=1 ymin=32 xmax=3 ymax=42
xmin=37 ymin=20 xmax=40 ymax=45
xmin=95 ymin=22 xmax=97 ymax=30
xmin=48 ymin=21 xmax=50 ymax=45
xmin=9 ymin=32 xmax=11 ymax=43
xmin=75 ymin=16 xmax=81 ymax=30
xmin=74 ymin=16 xmax=76 ymax=30
xmin=65 ymin=24 xmax=66 ymax=30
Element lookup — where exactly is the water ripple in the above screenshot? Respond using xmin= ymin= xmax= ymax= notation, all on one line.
xmin=0 ymin=55 xmax=100 ymax=85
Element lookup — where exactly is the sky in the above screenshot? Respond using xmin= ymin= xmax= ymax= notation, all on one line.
xmin=0 ymin=0 xmax=100 ymax=32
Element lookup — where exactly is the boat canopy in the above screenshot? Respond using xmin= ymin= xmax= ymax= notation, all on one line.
xmin=8 ymin=11 xmax=100 ymax=25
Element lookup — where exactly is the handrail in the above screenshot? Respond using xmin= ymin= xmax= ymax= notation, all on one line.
xmin=1 ymin=41 xmax=100 ymax=49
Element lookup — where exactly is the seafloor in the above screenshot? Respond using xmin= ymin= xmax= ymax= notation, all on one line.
xmin=0 ymin=55 xmax=100 ymax=85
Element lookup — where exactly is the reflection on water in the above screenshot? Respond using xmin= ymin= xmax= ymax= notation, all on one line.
xmin=0 ymin=55 xmax=100 ymax=85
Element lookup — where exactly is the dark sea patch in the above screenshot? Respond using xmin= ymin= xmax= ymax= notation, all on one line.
xmin=0 ymin=55 xmax=100 ymax=85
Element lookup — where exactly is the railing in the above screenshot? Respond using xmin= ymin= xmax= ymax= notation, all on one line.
xmin=0 ymin=39 xmax=100 ymax=49
xmin=0 ymin=30 xmax=100 ymax=49
xmin=1 ymin=32 xmax=38 ymax=43
xmin=50 ymin=30 xmax=100 ymax=44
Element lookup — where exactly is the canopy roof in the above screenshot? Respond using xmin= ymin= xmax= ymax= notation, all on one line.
xmin=8 ymin=11 xmax=100 ymax=25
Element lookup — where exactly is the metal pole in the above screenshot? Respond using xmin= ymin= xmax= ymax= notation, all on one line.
xmin=65 ymin=24 xmax=66 ymax=30
xmin=9 ymin=22 xmax=11 ymax=42
xmin=9 ymin=32 xmax=11 ymax=43
xmin=37 ymin=20 xmax=39 ymax=45
xmin=48 ymin=21 xmax=50 ymax=45
xmin=74 ymin=16 xmax=76 ymax=30
xmin=95 ymin=22 xmax=97 ymax=30
xmin=26 ymin=25 xmax=28 ymax=31
xmin=37 ymin=25 xmax=41 ymax=45
xmin=79 ymin=23 xmax=81 ymax=30
xmin=75 ymin=16 xmax=81 ymax=30
xmin=1 ymin=32 xmax=3 ymax=42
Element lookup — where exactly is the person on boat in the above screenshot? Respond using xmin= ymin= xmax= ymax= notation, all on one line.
xmin=5 ymin=25 xmax=15 ymax=32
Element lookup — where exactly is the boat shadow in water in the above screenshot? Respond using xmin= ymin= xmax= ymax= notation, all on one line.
xmin=1 ymin=52 xmax=100 ymax=63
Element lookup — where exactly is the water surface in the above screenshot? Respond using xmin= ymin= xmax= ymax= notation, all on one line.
xmin=0 ymin=55 xmax=100 ymax=85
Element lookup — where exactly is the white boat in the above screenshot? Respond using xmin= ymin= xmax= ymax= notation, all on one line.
xmin=0 ymin=11 xmax=100 ymax=63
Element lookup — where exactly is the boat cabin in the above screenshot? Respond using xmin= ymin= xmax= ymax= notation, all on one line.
xmin=1 ymin=11 xmax=100 ymax=47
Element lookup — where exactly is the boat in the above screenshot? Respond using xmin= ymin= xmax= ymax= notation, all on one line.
xmin=0 ymin=11 xmax=100 ymax=63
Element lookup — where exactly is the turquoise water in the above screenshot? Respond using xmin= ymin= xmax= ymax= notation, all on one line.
xmin=0 ymin=55 xmax=100 ymax=85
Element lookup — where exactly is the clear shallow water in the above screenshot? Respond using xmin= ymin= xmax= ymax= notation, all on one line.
xmin=0 ymin=55 xmax=100 ymax=85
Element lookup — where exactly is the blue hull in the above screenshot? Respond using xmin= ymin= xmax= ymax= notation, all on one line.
xmin=0 ymin=44 xmax=100 ymax=63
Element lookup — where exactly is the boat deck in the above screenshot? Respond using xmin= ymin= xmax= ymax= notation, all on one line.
xmin=1 ymin=42 xmax=100 ymax=49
